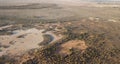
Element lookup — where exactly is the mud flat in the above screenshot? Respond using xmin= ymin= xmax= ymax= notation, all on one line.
xmin=0 ymin=25 xmax=13 ymax=30
xmin=0 ymin=27 xmax=63 ymax=57
xmin=0 ymin=28 xmax=44 ymax=56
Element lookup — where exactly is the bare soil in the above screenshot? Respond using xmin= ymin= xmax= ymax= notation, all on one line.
xmin=58 ymin=40 xmax=87 ymax=55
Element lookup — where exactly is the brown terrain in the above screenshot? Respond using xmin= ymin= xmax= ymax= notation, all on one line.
xmin=58 ymin=40 xmax=87 ymax=55
xmin=0 ymin=0 xmax=120 ymax=64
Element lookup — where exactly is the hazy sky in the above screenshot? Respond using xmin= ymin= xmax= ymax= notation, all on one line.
xmin=0 ymin=0 xmax=119 ymax=3
xmin=0 ymin=0 xmax=119 ymax=6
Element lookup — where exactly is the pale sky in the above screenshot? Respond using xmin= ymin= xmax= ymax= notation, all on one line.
xmin=0 ymin=0 xmax=119 ymax=6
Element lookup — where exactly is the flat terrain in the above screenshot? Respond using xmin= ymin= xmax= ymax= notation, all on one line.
xmin=0 ymin=3 xmax=120 ymax=24
xmin=0 ymin=2 xmax=120 ymax=64
xmin=0 ymin=28 xmax=44 ymax=56
xmin=0 ymin=27 xmax=62 ymax=57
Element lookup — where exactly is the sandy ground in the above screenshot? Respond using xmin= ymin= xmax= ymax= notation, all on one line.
xmin=58 ymin=40 xmax=87 ymax=55
xmin=0 ymin=25 xmax=13 ymax=30
xmin=0 ymin=27 xmax=63 ymax=57
xmin=0 ymin=28 xmax=44 ymax=56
